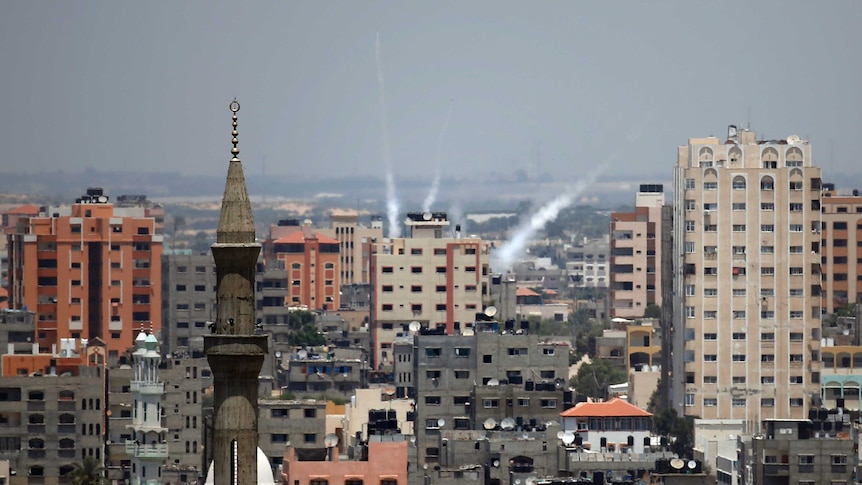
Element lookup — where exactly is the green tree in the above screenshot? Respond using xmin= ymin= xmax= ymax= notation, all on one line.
xmin=652 ymin=408 xmax=696 ymax=459
xmin=569 ymin=358 xmax=627 ymax=400
xmin=287 ymin=310 xmax=325 ymax=347
xmin=643 ymin=304 xmax=661 ymax=319
xmin=65 ymin=456 xmax=105 ymax=485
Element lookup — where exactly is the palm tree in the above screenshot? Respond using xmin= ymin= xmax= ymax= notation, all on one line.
xmin=65 ymin=455 xmax=104 ymax=485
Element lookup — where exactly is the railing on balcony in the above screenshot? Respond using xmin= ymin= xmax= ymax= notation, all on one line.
xmin=125 ymin=441 xmax=169 ymax=459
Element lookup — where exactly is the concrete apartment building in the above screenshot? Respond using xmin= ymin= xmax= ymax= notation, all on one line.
xmin=737 ymin=418 xmax=855 ymax=485
xmin=259 ymin=398 xmax=326 ymax=473
xmin=0 ymin=365 xmax=105 ymax=484
xmin=610 ymin=184 xmax=664 ymax=319
xmin=411 ymin=323 xmax=572 ymax=471
xmin=819 ymin=184 xmax=862 ymax=314
xmin=6 ymin=188 xmax=163 ymax=358
xmin=161 ymin=250 xmax=217 ymax=356
xmin=0 ymin=309 xmax=35 ymax=374
xmin=370 ymin=212 xmax=490 ymax=372
xmin=672 ymin=126 xmax=822 ymax=428
xmin=563 ymin=237 xmax=610 ymax=290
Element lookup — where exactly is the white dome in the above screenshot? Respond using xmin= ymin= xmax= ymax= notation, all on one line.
xmin=203 ymin=447 xmax=277 ymax=485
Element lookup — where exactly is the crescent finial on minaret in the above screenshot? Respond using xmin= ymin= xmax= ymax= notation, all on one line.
xmin=216 ymin=98 xmax=255 ymax=244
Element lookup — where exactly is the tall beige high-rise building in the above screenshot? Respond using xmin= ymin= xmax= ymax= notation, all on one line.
xmin=672 ymin=126 xmax=822 ymax=429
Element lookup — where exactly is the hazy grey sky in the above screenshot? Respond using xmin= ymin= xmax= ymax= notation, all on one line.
xmin=2 ymin=1 xmax=860 ymax=183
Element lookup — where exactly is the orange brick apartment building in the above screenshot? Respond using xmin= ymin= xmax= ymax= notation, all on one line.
xmin=6 ymin=188 xmax=162 ymax=358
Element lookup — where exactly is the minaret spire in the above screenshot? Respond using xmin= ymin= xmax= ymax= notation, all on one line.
xmin=204 ymin=99 xmax=269 ymax=485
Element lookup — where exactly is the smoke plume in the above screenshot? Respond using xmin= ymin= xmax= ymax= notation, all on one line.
xmin=376 ymin=33 xmax=401 ymax=238
xmin=490 ymin=168 xmax=604 ymax=272
xmin=422 ymin=100 xmax=454 ymax=212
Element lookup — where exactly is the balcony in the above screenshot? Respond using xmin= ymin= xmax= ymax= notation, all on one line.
xmin=129 ymin=382 xmax=164 ymax=395
xmin=763 ymin=463 xmax=790 ymax=476
xmin=125 ymin=440 xmax=169 ymax=459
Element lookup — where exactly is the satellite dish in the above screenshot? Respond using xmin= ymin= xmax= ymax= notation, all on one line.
xmin=787 ymin=134 xmax=801 ymax=145
xmin=484 ymin=306 xmax=498 ymax=318
xmin=561 ymin=431 xmax=575 ymax=445
xmin=514 ymin=479 xmax=521 ymax=485
xmin=492 ymin=459 xmax=500 ymax=468
xmin=487 ymin=379 xmax=500 ymax=387
xmin=670 ymin=458 xmax=685 ymax=470
xmin=423 ymin=212 xmax=432 ymax=221
xmin=437 ymin=418 xmax=446 ymax=428
xmin=688 ymin=460 xmax=697 ymax=470
xmin=408 ymin=321 xmax=421 ymax=332
xmin=323 ymin=434 xmax=339 ymax=448
xmin=274 ymin=351 xmax=282 ymax=358
xmin=526 ymin=478 xmax=538 ymax=485
xmin=483 ymin=418 xmax=497 ymax=430
xmin=462 ymin=329 xmax=475 ymax=336
xmin=297 ymin=350 xmax=308 ymax=359
xmin=501 ymin=418 xmax=516 ymax=430
xmin=556 ymin=431 xmax=564 ymax=439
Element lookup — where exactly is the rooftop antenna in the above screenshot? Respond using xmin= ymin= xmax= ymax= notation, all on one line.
xmin=747 ymin=107 xmax=751 ymax=130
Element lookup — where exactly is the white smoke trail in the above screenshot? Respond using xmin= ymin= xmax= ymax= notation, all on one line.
xmin=490 ymin=167 xmax=605 ymax=272
xmin=422 ymin=100 xmax=454 ymax=212
xmin=376 ymin=32 xmax=401 ymax=238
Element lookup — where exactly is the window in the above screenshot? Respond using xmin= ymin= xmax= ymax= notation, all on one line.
xmin=685 ymin=306 xmax=695 ymax=318
xmin=425 ymin=348 xmax=441 ymax=358
xmin=762 ymin=398 xmax=775 ymax=407
xmin=761 ymin=376 xmax=775 ymax=384
xmin=732 ymin=354 xmax=746 ymax=362
xmin=790 ymin=354 xmax=803 ymax=363
xmin=789 ymin=224 xmax=803 ymax=232
xmin=761 ymin=224 xmax=774 ymax=232
xmin=507 ymin=348 xmax=528 ymax=356
xmin=761 ymin=267 xmax=774 ymax=276
xmin=704 ymin=182 xmax=717 ymax=190
xmin=732 ymin=288 xmax=746 ymax=297
xmin=436 ymin=304 xmax=446 ymax=311
xmin=483 ymin=399 xmax=499 ymax=409
xmin=761 ymin=245 xmax=774 ymax=254
xmin=541 ymin=399 xmax=557 ymax=408
xmin=685 ymin=199 xmax=696 ymax=210
xmin=790 ymin=245 xmax=803 ymax=254
xmin=703 ymin=376 xmax=717 ymax=384
xmin=704 ymin=333 xmax=717 ymax=340
xmin=790 ymin=311 xmax=803 ymax=319
xmin=425 ymin=396 xmax=441 ymax=406
xmin=732 ymin=203 xmax=746 ymax=211
xmin=434 ymin=248 xmax=446 ymax=255
xmin=732 ymin=398 xmax=746 ymax=407
xmin=382 ymin=266 xmax=393 ymax=274
xmin=411 ymin=248 xmax=422 ymax=255
xmin=684 ymin=394 xmax=695 ymax=406
xmin=732 ymin=224 xmax=746 ymax=232
xmin=436 ymin=266 xmax=446 ymax=274
xmin=790 ymin=376 xmax=803 ymax=384
xmin=411 ymin=285 xmax=422 ymax=293
xmin=704 ymin=354 xmax=717 ymax=362
xmin=761 ymin=202 xmax=774 ymax=210
xmin=733 ymin=311 xmax=746 ymax=319
xmin=685 ymin=284 xmax=695 ymax=296
xmin=410 ymin=266 xmax=422 ymax=274
xmin=382 ymin=285 xmax=393 ymax=292
xmin=381 ymin=304 xmax=393 ymax=311
xmin=761 ymin=332 xmax=775 ymax=341
xmin=832 ymin=455 xmax=847 ymax=465
xmin=789 ymin=181 xmax=803 ymax=191
xmin=789 ymin=288 xmax=804 ymax=297
xmin=703 ymin=398 xmax=717 ymax=407
xmin=685 ymin=178 xmax=695 ymax=190
xmin=732 ymin=332 xmax=746 ymax=340
xmin=703 ymin=310 xmax=717 ymax=319
xmin=685 ymin=220 xmax=695 ymax=232
xmin=684 ymin=241 xmax=695 ymax=253
xmin=454 ymin=348 xmax=470 ymax=358
xmin=790 ymin=267 xmax=804 ymax=275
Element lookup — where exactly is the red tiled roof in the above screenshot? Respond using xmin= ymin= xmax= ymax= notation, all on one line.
xmin=559 ymin=398 xmax=652 ymax=418
xmin=516 ymin=287 xmax=540 ymax=297
xmin=8 ymin=204 xmax=40 ymax=215
xmin=274 ymin=231 xmax=339 ymax=245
